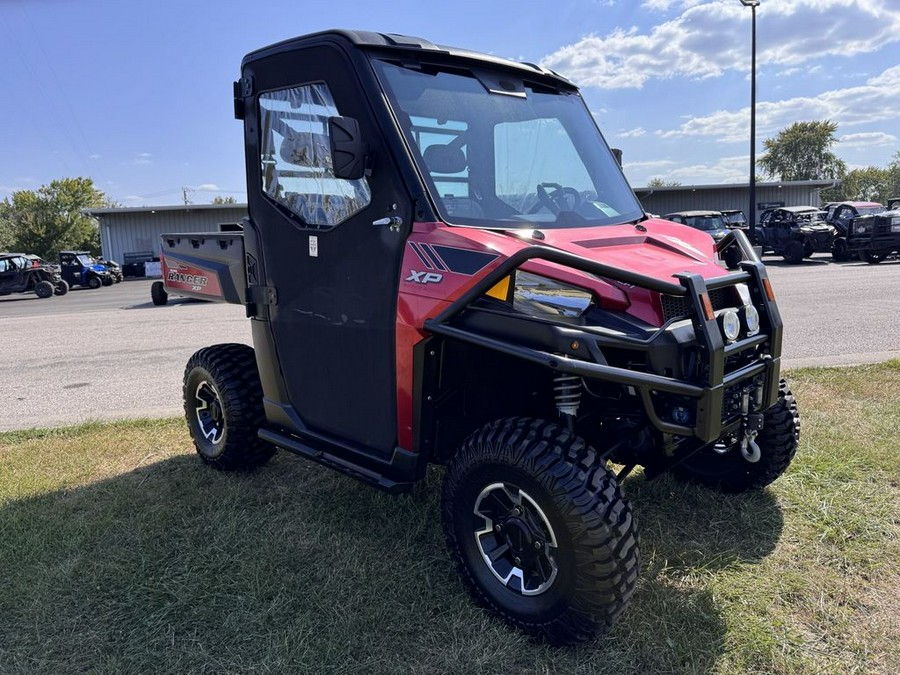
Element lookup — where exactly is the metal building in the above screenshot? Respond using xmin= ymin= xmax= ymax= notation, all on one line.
xmin=85 ymin=204 xmax=247 ymax=275
xmin=84 ymin=180 xmax=835 ymax=272
xmin=635 ymin=180 xmax=837 ymax=219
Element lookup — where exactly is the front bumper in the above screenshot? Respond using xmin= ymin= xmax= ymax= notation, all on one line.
xmin=424 ymin=230 xmax=782 ymax=444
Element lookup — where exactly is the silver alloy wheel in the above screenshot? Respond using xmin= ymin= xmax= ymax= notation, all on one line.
xmin=194 ymin=380 xmax=225 ymax=445
xmin=473 ymin=482 xmax=559 ymax=596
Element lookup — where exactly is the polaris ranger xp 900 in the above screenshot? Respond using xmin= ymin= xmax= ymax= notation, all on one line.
xmin=162 ymin=30 xmax=799 ymax=645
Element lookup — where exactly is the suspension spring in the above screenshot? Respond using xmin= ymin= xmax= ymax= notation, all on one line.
xmin=554 ymin=373 xmax=582 ymax=418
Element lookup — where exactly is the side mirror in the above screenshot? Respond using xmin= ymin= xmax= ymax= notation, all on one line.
xmin=328 ymin=116 xmax=366 ymax=180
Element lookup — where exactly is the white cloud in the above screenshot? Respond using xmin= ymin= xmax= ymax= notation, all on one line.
xmin=124 ymin=195 xmax=144 ymax=202
xmin=838 ymin=132 xmax=898 ymax=148
xmin=655 ymin=65 xmax=900 ymax=143
xmin=618 ymin=127 xmax=647 ymax=138
xmin=89 ymin=154 xmax=101 ymax=160
xmin=542 ymin=1 xmax=900 ymax=89
xmin=194 ymin=183 xmax=221 ymax=191
xmin=624 ymin=159 xmax=677 ymax=171
xmin=133 ymin=153 xmax=153 ymax=166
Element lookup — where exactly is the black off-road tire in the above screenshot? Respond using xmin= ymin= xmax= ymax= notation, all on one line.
xmin=861 ymin=251 xmax=885 ymax=264
xmin=183 ymin=343 xmax=275 ymax=471
xmin=54 ymin=279 xmax=69 ymax=296
xmin=831 ymin=239 xmax=851 ymax=262
xmin=151 ymin=281 xmax=168 ymax=305
xmin=102 ymin=276 xmax=114 ymax=286
xmin=34 ymin=280 xmax=55 ymax=298
xmin=87 ymin=275 xmax=103 ymax=289
xmin=671 ymin=379 xmax=800 ymax=493
xmin=442 ymin=418 xmax=639 ymax=645
xmin=783 ymin=241 xmax=805 ymax=264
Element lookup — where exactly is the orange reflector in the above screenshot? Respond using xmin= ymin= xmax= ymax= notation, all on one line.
xmin=486 ymin=276 xmax=511 ymax=300
xmin=700 ymin=293 xmax=715 ymax=321
xmin=763 ymin=278 xmax=775 ymax=301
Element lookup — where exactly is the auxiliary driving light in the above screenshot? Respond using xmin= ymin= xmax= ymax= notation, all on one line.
xmin=743 ymin=305 xmax=761 ymax=336
xmin=720 ymin=309 xmax=741 ymax=341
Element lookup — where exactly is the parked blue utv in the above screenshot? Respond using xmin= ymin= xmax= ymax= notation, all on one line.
xmin=58 ymin=251 xmax=113 ymax=289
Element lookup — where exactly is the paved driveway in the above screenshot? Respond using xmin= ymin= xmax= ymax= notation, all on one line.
xmin=2 ymin=256 xmax=899 ymax=431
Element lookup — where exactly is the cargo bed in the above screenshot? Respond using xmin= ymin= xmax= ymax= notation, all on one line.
xmin=159 ymin=233 xmax=246 ymax=304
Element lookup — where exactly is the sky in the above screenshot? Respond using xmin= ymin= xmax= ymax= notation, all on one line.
xmin=1 ymin=0 xmax=898 ymax=207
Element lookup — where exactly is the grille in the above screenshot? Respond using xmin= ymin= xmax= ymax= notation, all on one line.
xmin=660 ymin=287 xmax=736 ymax=322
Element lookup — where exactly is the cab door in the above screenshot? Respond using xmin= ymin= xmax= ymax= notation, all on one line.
xmin=241 ymin=42 xmax=411 ymax=457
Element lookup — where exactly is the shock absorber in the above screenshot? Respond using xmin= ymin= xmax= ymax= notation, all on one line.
xmin=554 ymin=373 xmax=582 ymax=431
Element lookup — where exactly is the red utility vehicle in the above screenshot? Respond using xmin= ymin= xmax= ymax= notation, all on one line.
xmin=161 ymin=30 xmax=799 ymax=644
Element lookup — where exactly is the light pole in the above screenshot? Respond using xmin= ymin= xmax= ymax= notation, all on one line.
xmin=740 ymin=0 xmax=759 ymax=241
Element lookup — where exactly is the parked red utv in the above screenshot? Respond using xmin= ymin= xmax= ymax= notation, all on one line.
xmin=162 ymin=30 xmax=799 ymax=645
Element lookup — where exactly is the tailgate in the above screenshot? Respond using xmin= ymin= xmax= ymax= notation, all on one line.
xmin=159 ymin=233 xmax=246 ymax=304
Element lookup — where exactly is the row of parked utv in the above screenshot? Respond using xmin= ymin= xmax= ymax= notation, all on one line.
xmin=0 ymin=250 xmax=124 ymax=299
xmin=664 ymin=198 xmax=900 ymax=264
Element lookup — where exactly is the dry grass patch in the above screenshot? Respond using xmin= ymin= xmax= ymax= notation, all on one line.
xmin=1 ymin=362 xmax=899 ymax=674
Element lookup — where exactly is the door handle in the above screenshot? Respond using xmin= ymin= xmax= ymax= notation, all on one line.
xmin=372 ymin=216 xmax=403 ymax=232
xmin=372 ymin=216 xmax=403 ymax=227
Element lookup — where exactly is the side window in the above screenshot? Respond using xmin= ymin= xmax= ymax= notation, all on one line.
xmin=259 ymin=83 xmax=371 ymax=228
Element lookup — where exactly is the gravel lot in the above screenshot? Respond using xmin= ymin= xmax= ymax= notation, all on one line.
xmin=2 ymin=256 xmax=899 ymax=431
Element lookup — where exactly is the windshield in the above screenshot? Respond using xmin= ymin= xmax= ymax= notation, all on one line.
xmin=722 ymin=212 xmax=745 ymax=225
xmin=856 ymin=206 xmax=885 ymax=216
xmin=372 ymin=60 xmax=644 ymax=229
xmin=76 ymin=254 xmax=94 ymax=266
xmin=685 ymin=215 xmax=725 ymax=231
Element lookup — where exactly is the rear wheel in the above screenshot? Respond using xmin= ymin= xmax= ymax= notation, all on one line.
xmin=87 ymin=275 xmax=103 ymax=289
xmin=54 ymin=279 xmax=69 ymax=296
xmin=861 ymin=251 xmax=885 ymax=264
xmin=671 ymin=379 xmax=799 ymax=493
xmin=34 ymin=280 xmax=55 ymax=298
xmin=151 ymin=281 xmax=168 ymax=305
xmin=442 ymin=418 xmax=639 ymax=645
xmin=183 ymin=343 xmax=275 ymax=470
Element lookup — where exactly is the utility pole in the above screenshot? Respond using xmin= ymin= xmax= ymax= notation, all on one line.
xmin=740 ymin=0 xmax=760 ymax=240
xmin=182 ymin=187 xmax=193 ymax=205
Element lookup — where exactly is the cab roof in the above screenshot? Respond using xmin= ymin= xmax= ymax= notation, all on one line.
xmin=242 ymin=29 xmax=576 ymax=91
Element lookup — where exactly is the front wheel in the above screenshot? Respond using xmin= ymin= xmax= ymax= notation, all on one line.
xmin=442 ymin=418 xmax=639 ymax=645
xmin=671 ymin=379 xmax=800 ymax=492
xmin=783 ymin=241 xmax=805 ymax=264
xmin=183 ymin=343 xmax=275 ymax=470
xmin=87 ymin=275 xmax=103 ymax=289
xmin=54 ymin=279 xmax=69 ymax=296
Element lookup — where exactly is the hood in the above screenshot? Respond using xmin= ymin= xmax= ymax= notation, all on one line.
xmin=424 ymin=217 xmax=732 ymax=325
xmin=446 ymin=217 xmax=725 ymax=282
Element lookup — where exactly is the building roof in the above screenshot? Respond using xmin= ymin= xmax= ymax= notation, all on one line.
xmin=84 ymin=203 xmax=247 ymax=217
xmin=633 ymin=179 xmax=838 ymax=193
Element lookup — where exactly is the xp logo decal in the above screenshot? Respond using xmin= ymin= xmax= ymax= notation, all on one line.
xmin=405 ymin=270 xmax=443 ymax=284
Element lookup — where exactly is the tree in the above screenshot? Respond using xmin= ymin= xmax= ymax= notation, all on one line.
xmin=646 ymin=177 xmax=682 ymax=188
xmin=758 ymin=120 xmax=846 ymax=181
xmin=822 ymin=167 xmax=889 ymax=203
xmin=211 ymin=195 xmax=238 ymax=204
xmin=1 ymin=178 xmax=111 ymax=259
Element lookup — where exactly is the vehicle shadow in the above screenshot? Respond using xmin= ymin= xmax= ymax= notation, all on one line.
xmin=0 ymin=453 xmax=782 ymax=674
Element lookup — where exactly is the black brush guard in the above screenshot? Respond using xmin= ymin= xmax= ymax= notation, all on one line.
xmin=424 ymin=229 xmax=782 ymax=444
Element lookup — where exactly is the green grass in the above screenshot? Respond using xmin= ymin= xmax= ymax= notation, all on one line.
xmin=2 ymin=363 xmax=899 ymax=674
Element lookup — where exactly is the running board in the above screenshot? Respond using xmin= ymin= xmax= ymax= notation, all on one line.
xmin=257 ymin=428 xmax=416 ymax=494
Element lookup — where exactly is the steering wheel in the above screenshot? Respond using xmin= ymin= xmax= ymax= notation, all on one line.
xmin=530 ymin=182 xmax=583 ymax=215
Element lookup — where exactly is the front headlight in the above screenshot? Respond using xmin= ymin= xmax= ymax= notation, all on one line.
xmin=743 ymin=305 xmax=760 ymax=336
xmin=856 ymin=224 xmax=868 ymax=234
xmin=512 ymin=271 xmax=593 ymax=318
xmin=719 ymin=309 xmax=741 ymax=342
